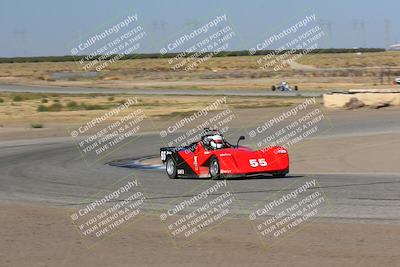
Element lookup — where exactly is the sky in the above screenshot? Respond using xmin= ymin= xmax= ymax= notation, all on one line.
xmin=0 ymin=0 xmax=399 ymax=57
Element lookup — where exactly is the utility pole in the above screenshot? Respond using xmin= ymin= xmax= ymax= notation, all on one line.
xmin=318 ymin=19 xmax=333 ymax=48
xmin=352 ymin=19 xmax=359 ymax=47
xmin=152 ymin=20 xmax=168 ymax=31
xmin=359 ymin=19 xmax=367 ymax=48
xmin=384 ymin=19 xmax=392 ymax=49
xmin=352 ymin=19 xmax=367 ymax=48
xmin=13 ymin=28 xmax=27 ymax=56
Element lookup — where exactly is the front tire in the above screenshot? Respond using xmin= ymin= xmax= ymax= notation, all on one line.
xmin=209 ymin=157 xmax=220 ymax=180
xmin=166 ymin=157 xmax=178 ymax=179
xmin=272 ymin=171 xmax=288 ymax=178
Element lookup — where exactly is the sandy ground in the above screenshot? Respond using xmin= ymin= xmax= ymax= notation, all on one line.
xmin=291 ymin=133 xmax=400 ymax=173
xmin=1 ymin=202 xmax=399 ymax=267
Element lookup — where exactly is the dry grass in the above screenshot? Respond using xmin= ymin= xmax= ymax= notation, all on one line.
xmin=0 ymin=92 xmax=308 ymax=126
xmin=0 ymin=52 xmax=399 ymax=90
xmin=298 ymin=51 xmax=400 ymax=68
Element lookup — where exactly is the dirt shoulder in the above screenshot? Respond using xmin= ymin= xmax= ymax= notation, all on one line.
xmin=1 ymin=202 xmax=399 ymax=267
xmin=290 ymin=133 xmax=400 ymax=173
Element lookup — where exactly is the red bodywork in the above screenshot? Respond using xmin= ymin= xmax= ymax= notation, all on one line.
xmin=178 ymin=142 xmax=289 ymax=178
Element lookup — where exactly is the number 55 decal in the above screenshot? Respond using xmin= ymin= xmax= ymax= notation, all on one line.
xmin=249 ymin=158 xmax=268 ymax=167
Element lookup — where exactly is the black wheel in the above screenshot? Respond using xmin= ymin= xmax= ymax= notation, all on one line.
xmin=271 ymin=85 xmax=276 ymax=91
xmin=209 ymin=157 xmax=220 ymax=180
xmin=294 ymin=85 xmax=298 ymax=91
xmin=165 ymin=157 xmax=178 ymax=179
xmin=272 ymin=172 xmax=287 ymax=178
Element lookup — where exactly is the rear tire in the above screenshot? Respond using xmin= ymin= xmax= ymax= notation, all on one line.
xmin=294 ymin=85 xmax=298 ymax=91
xmin=271 ymin=85 xmax=276 ymax=91
xmin=209 ymin=157 xmax=220 ymax=180
xmin=166 ymin=157 xmax=178 ymax=179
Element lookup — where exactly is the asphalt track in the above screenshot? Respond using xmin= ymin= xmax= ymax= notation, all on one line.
xmin=0 ymin=126 xmax=399 ymax=223
xmin=1 ymin=84 xmax=399 ymax=222
xmin=0 ymin=83 xmax=322 ymax=97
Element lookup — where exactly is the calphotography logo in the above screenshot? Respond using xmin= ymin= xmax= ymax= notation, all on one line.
xmin=249 ymin=13 xmax=326 ymax=71
xmin=69 ymin=97 xmax=150 ymax=165
xmin=160 ymin=14 xmax=236 ymax=71
xmin=247 ymin=178 xmax=329 ymax=248
xmin=159 ymin=181 xmax=237 ymax=247
xmin=70 ymin=13 xmax=147 ymax=71
xmin=158 ymin=97 xmax=237 ymax=148
xmin=247 ymin=97 xmax=332 ymax=151
xmin=69 ymin=175 xmax=148 ymax=248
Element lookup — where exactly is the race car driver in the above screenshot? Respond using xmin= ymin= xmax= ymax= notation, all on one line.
xmin=203 ymin=134 xmax=224 ymax=150
xmin=280 ymin=81 xmax=290 ymax=91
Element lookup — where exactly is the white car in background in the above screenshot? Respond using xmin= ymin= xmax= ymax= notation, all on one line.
xmin=395 ymin=77 xmax=400 ymax=85
xmin=271 ymin=81 xmax=299 ymax=91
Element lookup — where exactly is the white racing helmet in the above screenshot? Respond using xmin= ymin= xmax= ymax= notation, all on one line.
xmin=208 ymin=134 xmax=223 ymax=149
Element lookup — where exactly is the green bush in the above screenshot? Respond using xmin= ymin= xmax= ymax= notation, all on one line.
xmin=81 ymin=103 xmax=108 ymax=110
xmin=41 ymin=98 xmax=48 ymax=103
xmin=108 ymin=96 xmax=115 ymax=101
xmin=13 ymin=95 xmax=23 ymax=102
xmin=48 ymin=103 xmax=63 ymax=111
xmin=37 ymin=105 xmax=47 ymax=112
xmin=66 ymin=101 xmax=79 ymax=109
xmin=0 ymin=98 xmax=4 ymax=103
xmin=37 ymin=103 xmax=63 ymax=112
xmin=37 ymin=101 xmax=109 ymax=111
xmin=31 ymin=123 xmax=43 ymax=128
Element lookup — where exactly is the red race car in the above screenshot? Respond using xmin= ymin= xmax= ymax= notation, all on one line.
xmin=160 ymin=129 xmax=289 ymax=179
